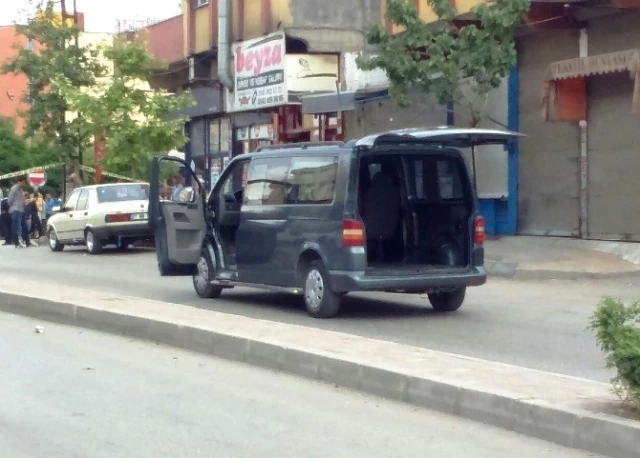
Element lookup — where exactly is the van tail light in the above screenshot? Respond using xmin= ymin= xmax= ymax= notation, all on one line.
xmin=474 ymin=216 xmax=485 ymax=245
xmin=343 ymin=219 xmax=365 ymax=247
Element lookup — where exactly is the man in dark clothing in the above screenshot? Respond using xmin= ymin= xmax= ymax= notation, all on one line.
xmin=26 ymin=193 xmax=43 ymax=239
xmin=0 ymin=197 xmax=10 ymax=245
xmin=7 ymin=176 xmax=31 ymax=248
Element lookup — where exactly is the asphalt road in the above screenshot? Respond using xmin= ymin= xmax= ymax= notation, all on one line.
xmin=3 ymin=244 xmax=636 ymax=382
xmin=0 ymin=312 xmax=605 ymax=458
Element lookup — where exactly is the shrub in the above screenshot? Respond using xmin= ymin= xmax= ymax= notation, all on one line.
xmin=589 ymin=297 xmax=640 ymax=413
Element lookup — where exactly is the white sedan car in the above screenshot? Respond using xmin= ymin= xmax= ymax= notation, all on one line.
xmin=46 ymin=182 xmax=152 ymax=255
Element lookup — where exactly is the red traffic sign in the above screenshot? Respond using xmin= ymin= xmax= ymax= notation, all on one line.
xmin=28 ymin=169 xmax=47 ymax=188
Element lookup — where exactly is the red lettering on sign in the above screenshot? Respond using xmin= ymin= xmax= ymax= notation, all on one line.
xmin=235 ymin=42 xmax=283 ymax=76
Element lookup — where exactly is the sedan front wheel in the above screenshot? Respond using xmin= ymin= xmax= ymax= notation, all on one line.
xmin=47 ymin=227 xmax=64 ymax=252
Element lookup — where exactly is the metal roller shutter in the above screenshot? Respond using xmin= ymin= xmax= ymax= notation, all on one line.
xmin=587 ymin=72 xmax=640 ymax=241
xmin=517 ymin=31 xmax=581 ymax=236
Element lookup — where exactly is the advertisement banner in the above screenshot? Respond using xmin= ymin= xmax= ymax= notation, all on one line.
xmin=286 ymin=54 xmax=339 ymax=103
xmin=226 ymin=32 xmax=287 ymax=113
xmin=236 ymin=124 xmax=275 ymax=141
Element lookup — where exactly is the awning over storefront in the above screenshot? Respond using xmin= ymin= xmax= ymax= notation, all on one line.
xmin=542 ymin=49 xmax=640 ymax=122
xmin=169 ymin=87 xmax=223 ymax=119
xmin=301 ymin=88 xmax=389 ymax=114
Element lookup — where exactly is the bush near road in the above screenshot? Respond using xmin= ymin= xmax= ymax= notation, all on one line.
xmin=590 ymin=297 xmax=640 ymax=415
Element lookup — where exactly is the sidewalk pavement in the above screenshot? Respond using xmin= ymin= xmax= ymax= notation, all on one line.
xmin=0 ymin=277 xmax=638 ymax=458
xmin=485 ymin=236 xmax=640 ymax=280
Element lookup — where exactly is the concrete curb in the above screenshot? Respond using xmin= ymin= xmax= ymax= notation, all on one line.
xmin=1 ymin=290 xmax=639 ymax=458
xmin=485 ymin=259 xmax=640 ymax=281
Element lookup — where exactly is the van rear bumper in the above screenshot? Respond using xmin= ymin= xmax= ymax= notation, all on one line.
xmin=328 ymin=267 xmax=487 ymax=293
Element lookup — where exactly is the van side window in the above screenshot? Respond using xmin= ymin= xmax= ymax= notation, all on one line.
xmin=222 ymin=160 xmax=249 ymax=196
xmin=287 ymin=156 xmax=338 ymax=205
xmin=243 ymin=157 xmax=291 ymax=206
xmin=412 ymin=157 xmax=464 ymax=201
xmin=263 ymin=158 xmax=290 ymax=205
xmin=244 ymin=162 xmax=268 ymax=206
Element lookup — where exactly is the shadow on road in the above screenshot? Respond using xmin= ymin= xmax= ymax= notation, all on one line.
xmin=214 ymin=290 xmax=450 ymax=320
xmin=55 ymin=247 xmax=155 ymax=257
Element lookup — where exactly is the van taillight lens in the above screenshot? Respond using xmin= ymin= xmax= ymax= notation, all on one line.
xmin=474 ymin=216 xmax=485 ymax=245
xmin=343 ymin=219 xmax=365 ymax=247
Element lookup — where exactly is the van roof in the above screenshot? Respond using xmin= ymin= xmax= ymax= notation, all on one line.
xmin=235 ymin=143 xmax=346 ymax=161
xmin=231 ymin=126 xmax=521 ymax=161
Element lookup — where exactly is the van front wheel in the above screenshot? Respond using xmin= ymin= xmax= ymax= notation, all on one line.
xmin=303 ymin=260 xmax=341 ymax=318
xmin=428 ymin=287 xmax=466 ymax=312
xmin=193 ymin=248 xmax=223 ymax=299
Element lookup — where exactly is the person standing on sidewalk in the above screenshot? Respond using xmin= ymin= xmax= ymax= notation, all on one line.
xmin=0 ymin=196 xmax=10 ymax=245
xmin=171 ymin=175 xmax=185 ymax=202
xmin=7 ymin=176 xmax=33 ymax=248
xmin=26 ymin=193 xmax=43 ymax=240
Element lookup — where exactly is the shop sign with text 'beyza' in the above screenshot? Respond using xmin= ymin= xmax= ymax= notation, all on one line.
xmin=226 ymin=32 xmax=287 ymax=113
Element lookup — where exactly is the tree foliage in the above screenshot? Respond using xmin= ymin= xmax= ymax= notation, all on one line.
xmin=1 ymin=0 xmax=103 ymax=160
xmin=0 ymin=118 xmax=28 ymax=174
xmin=0 ymin=117 xmax=63 ymax=192
xmin=55 ymin=36 xmax=194 ymax=180
xmin=357 ymin=0 xmax=530 ymax=126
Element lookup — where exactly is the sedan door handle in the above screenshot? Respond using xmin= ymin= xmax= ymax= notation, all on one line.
xmin=84 ymin=212 xmax=88 ymax=216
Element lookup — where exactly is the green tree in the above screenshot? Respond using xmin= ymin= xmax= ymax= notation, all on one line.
xmin=55 ymin=36 xmax=194 ymax=180
xmin=0 ymin=117 xmax=63 ymax=192
xmin=357 ymin=0 xmax=530 ymax=127
xmin=1 ymin=0 xmax=103 ymax=163
xmin=0 ymin=118 xmax=28 ymax=175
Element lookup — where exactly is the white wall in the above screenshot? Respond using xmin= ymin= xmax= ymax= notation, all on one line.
xmin=454 ymin=77 xmax=510 ymax=199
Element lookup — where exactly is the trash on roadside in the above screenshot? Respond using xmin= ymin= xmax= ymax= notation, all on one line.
xmin=34 ymin=325 xmax=44 ymax=334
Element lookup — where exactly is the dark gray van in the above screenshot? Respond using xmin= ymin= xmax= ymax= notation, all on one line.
xmin=149 ymin=127 xmax=520 ymax=318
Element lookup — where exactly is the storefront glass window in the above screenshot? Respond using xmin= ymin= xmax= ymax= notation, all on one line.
xmin=209 ymin=118 xmax=230 ymax=153
xmin=190 ymin=119 xmax=206 ymax=157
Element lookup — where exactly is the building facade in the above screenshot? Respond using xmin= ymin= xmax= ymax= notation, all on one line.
xmin=142 ymin=0 xmax=640 ymax=239
xmin=518 ymin=3 xmax=640 ymax=241
xmin=0 ymin=26 xmax=30 ymax=134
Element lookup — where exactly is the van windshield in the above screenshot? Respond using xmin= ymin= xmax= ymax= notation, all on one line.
xmin=97 ymin=184 xmax=150 ymax=203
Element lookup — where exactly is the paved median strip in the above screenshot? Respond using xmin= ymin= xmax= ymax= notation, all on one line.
xmin=0 ymin=278 xmax=638 ymax=458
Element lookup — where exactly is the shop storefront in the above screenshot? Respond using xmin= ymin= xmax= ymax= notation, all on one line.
xmin=177 ymin=87 xmax=230 ymax=190
xmin=225 ymin=31 xmax=342 ymax=147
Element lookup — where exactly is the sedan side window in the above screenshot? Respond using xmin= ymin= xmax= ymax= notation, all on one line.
xmin=76 ymin=190 xmax=90 ymax=211
xmin=65 ymin=190 xmax=81 ymax=210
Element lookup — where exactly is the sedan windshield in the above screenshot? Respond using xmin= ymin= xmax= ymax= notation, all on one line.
xmin=97 ymin=184 xmax=149 ymax=203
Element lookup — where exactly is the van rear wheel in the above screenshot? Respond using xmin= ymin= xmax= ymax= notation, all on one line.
xmin=303 ymin=260 xmax=341 ymax=318
xmin=428 ymin=288 xmax=466 ymax=312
